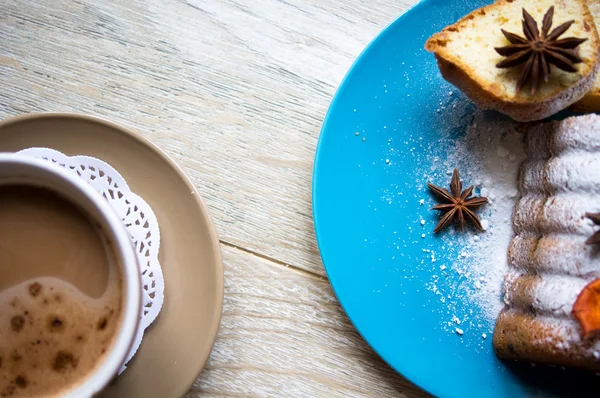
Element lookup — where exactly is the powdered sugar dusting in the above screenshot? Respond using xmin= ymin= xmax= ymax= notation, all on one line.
xmin=504 ymin=272 xmax=587 ymax=318
xmin=366 ymin=94 xmax=527 ymax=346
xmin=423 ymin=109 xmax=525 ymax=338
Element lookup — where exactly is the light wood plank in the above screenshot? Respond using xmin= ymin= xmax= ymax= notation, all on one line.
xmin=187 ymin=244 xmax=428 ymax=397
xmin=0 ymin=0 xmax=417 ymax=276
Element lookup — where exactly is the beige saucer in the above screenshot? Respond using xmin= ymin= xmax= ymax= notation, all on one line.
xmin=0 ymin=113 xmax=224 ymax=398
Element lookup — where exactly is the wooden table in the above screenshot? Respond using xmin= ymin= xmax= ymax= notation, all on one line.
xmin=1 ymin=0 xmax=429 ymax=396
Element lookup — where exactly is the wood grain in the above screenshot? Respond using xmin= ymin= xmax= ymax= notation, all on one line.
xmin=188 ymin=244 xmax=428 ymax=398
xmin=0 ymin=0 xmax=429 ymax=396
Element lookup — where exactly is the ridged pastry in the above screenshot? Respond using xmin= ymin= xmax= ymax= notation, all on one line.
xmin=494 ymin=114 xmax=600 ymax=370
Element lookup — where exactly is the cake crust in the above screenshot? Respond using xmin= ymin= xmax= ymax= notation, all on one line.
xmin=426 ymin=0 xmax=600 ymax=122
xmin=494 ymin=114 xmax=600 ymax=371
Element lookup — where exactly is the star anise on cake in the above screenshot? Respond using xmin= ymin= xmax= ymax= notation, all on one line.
xmin=585 ymin=212 xmax=600 ymax=245
xmin=494 ymin=6 xmax=588 ymax=95
xmin=427 ymin=169 xmax=488 ymax=233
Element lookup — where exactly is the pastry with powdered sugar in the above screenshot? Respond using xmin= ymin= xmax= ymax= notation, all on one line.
xmin=494 ymin=114 xmax=600 ymax=370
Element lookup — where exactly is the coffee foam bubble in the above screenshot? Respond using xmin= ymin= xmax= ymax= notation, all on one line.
xmin=0 ymin=277 xmax=122 ymax=397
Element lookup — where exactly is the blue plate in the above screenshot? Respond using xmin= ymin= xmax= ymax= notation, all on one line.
xmin=312 ymin=1 xmax=599 ymax=397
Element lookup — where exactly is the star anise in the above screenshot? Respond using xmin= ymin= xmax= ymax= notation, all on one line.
xmin=586 ymin=213 xmax=600 ymax=245
xmin=428 ymin=169 xmax=488 ymax=233
xmin=494 ymin=7 xmax=588 ymax=95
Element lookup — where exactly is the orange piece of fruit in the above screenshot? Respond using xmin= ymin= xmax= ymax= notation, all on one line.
xmin=572 ymin=279 xmax=600 ymax=339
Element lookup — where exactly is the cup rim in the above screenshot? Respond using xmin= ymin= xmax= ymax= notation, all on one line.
xmin=0 ymin=153 xmax=141 ymax=397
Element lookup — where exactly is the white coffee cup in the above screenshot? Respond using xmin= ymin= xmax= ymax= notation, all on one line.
xmin=0 ymin=153 xmax=141 ymax=397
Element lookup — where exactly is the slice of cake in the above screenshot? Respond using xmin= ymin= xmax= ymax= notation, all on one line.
xmin=425 ymin=0 xmax=600 ymax=122
xmin=572 ymin=0 xmax=600 ymax=111
xmin=493 ymin=114 xmax=600 ymax=371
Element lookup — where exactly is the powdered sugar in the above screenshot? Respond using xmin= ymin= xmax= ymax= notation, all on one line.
xmin=423 ymin=109 xmax=526 ymax=337
xmin=504 ymin=272 xmax=587 ymax=318
xmin=368 ymin=98 xmax=528 ymax=346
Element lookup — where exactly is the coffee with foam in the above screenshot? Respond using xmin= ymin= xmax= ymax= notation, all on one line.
xmin=0 ymin=186 xmax=123 ymax=397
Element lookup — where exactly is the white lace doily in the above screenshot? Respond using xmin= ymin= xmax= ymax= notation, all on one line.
xmin=16 ymin=147 xmax=165 ymax=374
